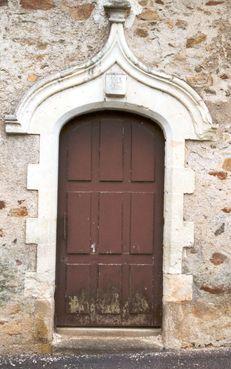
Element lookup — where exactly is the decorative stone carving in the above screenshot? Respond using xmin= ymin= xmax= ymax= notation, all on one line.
xmin=105 ymin=72 xmax=127 ymax=96
xmin=104 ymin=0 xmax=131 ymax=23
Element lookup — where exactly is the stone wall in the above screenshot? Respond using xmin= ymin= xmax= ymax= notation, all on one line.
xmin=0 ymin=0 xmax=230 ymax=353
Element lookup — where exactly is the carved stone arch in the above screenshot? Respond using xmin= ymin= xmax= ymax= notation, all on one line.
xmin=5 ymin=0 xmax=215 ymax=348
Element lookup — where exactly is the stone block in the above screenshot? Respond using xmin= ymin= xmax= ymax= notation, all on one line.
xmin=20 ymin=0 xmax=54 ymax=10
xmin=138 ymin=9 xmax=160 ymax=22
xmin=68 ymin=4 xmax=95 ymax=21
xmin=26 ymin=218 xmax=39 ymax=244
xmin=27 ymin=164 xmax=40 ymax=190
xmin=222 ymin=158 xmax=231 ymax=171
xmin=163 ymin=274 xmax=193 ymax=302
xmin=186 ymin=33 xmax=207 ymax=48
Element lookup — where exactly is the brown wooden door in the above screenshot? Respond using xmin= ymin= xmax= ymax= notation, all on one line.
xmin=55 ymin=111 xmax=165 ymax=327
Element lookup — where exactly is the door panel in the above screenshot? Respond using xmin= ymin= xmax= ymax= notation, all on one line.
xmin=98 ymin=193 xmax=123 ymax=255
xmin=55 ymin=111 xmax=165 ymax=327
xmin=97 ymin=264 xmax=122 ymax=315
xmin=67 ymin=123 xmax=92 ymax=181
xmin=130 ymin=193 xmax=154 ymax=255
xmin=131 ymin=123 xmax=156 ymax=182
xmin=129 ymin=264 xmax=153 ymax=314
xmin=67 ymin=192 xmax=91 ymax=254
xmin=66 ymin=264 xmax=91 ymax=314
xmin=99 ymin=120 xmax=124 ymax=181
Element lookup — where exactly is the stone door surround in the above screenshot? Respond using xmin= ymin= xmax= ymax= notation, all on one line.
xmin=4 ymin=0 xmax=215 ymax=347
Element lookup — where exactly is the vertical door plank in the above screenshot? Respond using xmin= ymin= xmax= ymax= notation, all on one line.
xmin=129 ymin=264 xmax=153 ymax=314
xmin=67 ymin=192 xmax=91 ymax=254
xmin=97 ymin=264 xmax=122 ymax=315
xmin=66 ymin=264 xmax=91 ymax=314
xmin=99 ymin=120 xmax=124 ymax=181
xmin=98 ymin=193 xmax=123 ymax=254
xmin=131 ymin=123 xmax=155 ymax=182
xmin=130 ymin=193 xmax=154 ymax=254
xmin=67 ymin=123 xmax=92 ymax=181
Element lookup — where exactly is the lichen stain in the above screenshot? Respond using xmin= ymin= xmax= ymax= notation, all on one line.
xmin=98 ymin=292 xmax=121 ymax=314
xmin=0 ymin=262 xmax=19 ymax=305
xmin=68 ymin=292 xmax=90 ymax=314
xmin=131 ymin=293 xmax=150 ymax=313
xmin=34 ymin=318 xmax=48 ymax=343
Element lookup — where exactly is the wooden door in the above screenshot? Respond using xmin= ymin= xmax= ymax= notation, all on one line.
xmin=55 ymin=111 xmax=165 ymax=327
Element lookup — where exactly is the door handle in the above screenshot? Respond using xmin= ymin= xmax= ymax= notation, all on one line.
xmin=90 ymin=243 xmax=96 ymax=254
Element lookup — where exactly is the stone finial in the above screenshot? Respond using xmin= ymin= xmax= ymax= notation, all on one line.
xmin=104 ymin=0 xmax=131 ymax=23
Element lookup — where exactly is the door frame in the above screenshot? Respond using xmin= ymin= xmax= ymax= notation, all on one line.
xmin=4 ymin=5 xmax=214 ymax=348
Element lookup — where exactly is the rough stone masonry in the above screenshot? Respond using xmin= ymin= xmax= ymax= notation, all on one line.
xmin=0 ymin=0 xmax=230 ymax=354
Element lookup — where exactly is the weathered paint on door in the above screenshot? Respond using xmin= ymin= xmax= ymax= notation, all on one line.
xmin=55 ymin=111 xmax=165 ymax=327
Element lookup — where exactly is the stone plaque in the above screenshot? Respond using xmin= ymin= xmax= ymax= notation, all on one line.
xmin=105 ymin=73 xmax=127 ymax=96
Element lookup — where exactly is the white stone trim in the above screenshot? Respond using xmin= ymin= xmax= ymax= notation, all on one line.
xmin=4 ymin=5 xmax=214 ymax=345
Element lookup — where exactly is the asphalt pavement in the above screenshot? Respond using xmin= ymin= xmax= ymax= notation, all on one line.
xmin=0 ymin=348 xmax=230 ymax=369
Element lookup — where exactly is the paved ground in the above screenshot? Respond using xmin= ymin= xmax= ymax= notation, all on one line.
xmin=0 ymin=348 xmax=230 ymax=369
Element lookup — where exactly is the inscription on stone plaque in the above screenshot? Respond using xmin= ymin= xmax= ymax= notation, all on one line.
xmin=105 ymin=73 xmax=127 ymax=96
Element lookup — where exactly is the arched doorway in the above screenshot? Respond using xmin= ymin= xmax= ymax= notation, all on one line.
xmin=5 ymin=1 xmax=213 ymax=347
xmin=55 ymin=111 xmax=165 ymax=328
